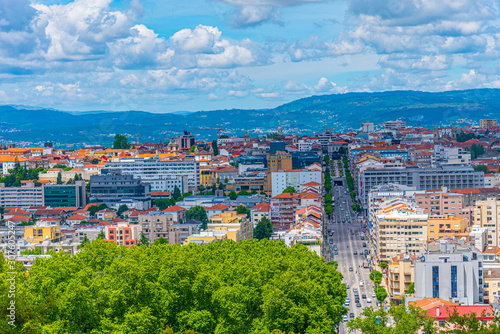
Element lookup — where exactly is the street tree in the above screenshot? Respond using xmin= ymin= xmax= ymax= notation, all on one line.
xmin=254 ymin=217 xmax=273 ymax=240
xmin=137 ymin=231 xmax=150 ymax=246
xmin=113 ymin=134 xmax=131 ymax=149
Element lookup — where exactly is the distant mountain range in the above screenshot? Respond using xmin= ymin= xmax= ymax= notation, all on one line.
xmin=3 ymin=89 xmax=500 ymax=147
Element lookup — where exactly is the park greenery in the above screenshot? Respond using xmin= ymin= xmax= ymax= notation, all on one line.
xmin=0 ymin=239 xmax=347 ymax=334
xmin=154 ymin=192 xmax=192 ymax=211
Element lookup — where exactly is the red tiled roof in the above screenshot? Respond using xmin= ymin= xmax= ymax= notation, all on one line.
xmin=162 ymin=205 xmax=186 ymax=212
xmin=5 ymin=216 xmax=31 ymax=222
xmin=205 ymin=204 xmax=229 ymax=211
xmin=426 ymin=305 xmax=494 ymax=320
xmin=67 ymin=214 xmax=87 ymax=221
xmin=5 ymin=208 xmax=32 ymax=216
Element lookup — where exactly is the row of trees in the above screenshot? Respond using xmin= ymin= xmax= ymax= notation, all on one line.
xmin=342 ymin=155 xmax=354 ymax=192
xmin=324 ymin=160 xmax=333 ymax=217
xmin=348 ymin=303 xmax=500 ymax=334
xmin=0 ymin=240 xmax=347 ymax=333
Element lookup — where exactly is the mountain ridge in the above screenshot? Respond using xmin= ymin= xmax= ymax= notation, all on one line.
xmin=4 ymin=89 xmax=500 ymax=147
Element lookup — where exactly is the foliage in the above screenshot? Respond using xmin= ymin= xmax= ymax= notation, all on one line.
xmin=211 ymin=140 xmax=219 ymax=156
xmin=219 ymin=134 xmax=229 ymax=139
xmin=0 ymin=239 xmax=347 ymax=333
xmin=97 ymin=230 xmax=105 ymax=239
xmin=348 ymin=304 xmax=437 ymax=334
xmin=236 ymin=204 xmax=251 ymax=218
xmin=78 ymin=235 xmax=90 ymax=249
xmin=282 ymin=186 xmax=296 ymax=193
xmin=323 ymin=155 xmax=330 ymax=164
xmin=254 ymin=217 xmax=273 ymax=241
xmin=379 ymin=262 xmax=388 ymax=270
xmin=338 ymin=147 xmax=347 ymax=155
xmin=352 ymin=204 xmax=361 ymax=212
xmin=467 ymin=143 xmax=485 ymax=160
xmin=369 ymin=270 xmax=383 ymax=285
xmin=0 ymin=166 xmax=43 ymax=187
xmin=238 ymin=190 xmax=250 ymax=196
xmin=190 ymin=145 xmax=198 ymax=152
xmin=457 ymin=132 xmax=476 ymax=142
xmin=473 ymin=164 xmax=489 ymax=173
xmin=56 ymin=172 xmax=62 ymax=184
xmin=113 ymin=134 xmax=131 ymax=149
xmin=185 ymin=206 xmax=209 ymax=229
xmin=153 ymin=237 xmax=169 ymax=245
xmin=228 ymin=191 xmax=238 ymax=200
xmin=91 ymin=158 xmax=100 ymax=164
xmin=173 ymin=186 xmax=182 ymax=200
xmin=18 ymin=221 xmax=34 ymax=226
xmin=406 ymin=282 xmax=415 ymax=294
xmin=137 ymin=231 xmax=150 ymax=246
xmin=117 ymin=204 xmax=129 ymax=216
xmin=88 ymin=203 xmax=110 ymax=217
xmin=20 ymin=247 xmax=42 ymax=255
xmin=444 ymin=307 xmax=500 ymax=333
xmin=375 ymin=285 xmax=388 ymax=303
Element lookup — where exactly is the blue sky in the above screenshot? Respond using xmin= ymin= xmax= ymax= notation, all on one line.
xmin=0 ymin=0 xmax=499 ymax=112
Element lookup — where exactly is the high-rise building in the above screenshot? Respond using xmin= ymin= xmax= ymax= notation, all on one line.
xmin=267 ymin=152 xmax=292 ymax=173
xmin=90 ymin=170 xmax=151 ymax=210
xmin=43 ymin=181 xmax=87 ymax=208
xmin=138 ymin=213 xmax=177 ymax=244
xmin=176 ymin=131 xmax=196 ymax=151
xmin=473 ymin=198 xmax=500 ymax=246
xmin=0 ymin=182 xmax=44 ymax=207
xmin=480 ymin=119 xmax=497 ymax=128
xmin=384 ymin=119 xmax=406 ymax=130
xmin=271 ymin=169 xmax=322 ymax=197
xmin=414 ymin=238 xmax=484 ymax=305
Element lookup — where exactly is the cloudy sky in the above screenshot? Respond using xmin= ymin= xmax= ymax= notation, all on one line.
xmin=0 ymin=0 xmax=499 ymax=112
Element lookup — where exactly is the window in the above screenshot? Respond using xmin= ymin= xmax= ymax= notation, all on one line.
xmin=451 ymin=266 xmax=457 ymax=298
xmin=432 ymin=266 xmax=439 ymax=298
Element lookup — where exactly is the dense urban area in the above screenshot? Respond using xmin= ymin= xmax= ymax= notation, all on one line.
xmin=2 ymin=119 xmax=500 ymax=333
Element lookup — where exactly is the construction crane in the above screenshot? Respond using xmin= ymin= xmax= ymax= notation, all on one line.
xmin=195 ymin=125 xmax=226 ymax=138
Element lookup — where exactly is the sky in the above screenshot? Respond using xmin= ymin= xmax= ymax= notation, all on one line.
xmin=0 ymin=0 xmax=499 ymax=113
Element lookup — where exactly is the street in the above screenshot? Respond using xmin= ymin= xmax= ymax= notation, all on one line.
xmin=324 ymin=159 xmax=374 ymax=334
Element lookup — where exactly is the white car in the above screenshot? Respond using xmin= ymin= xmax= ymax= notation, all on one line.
xmin=372 ymin=293 xmax=376 ymax=298
xmin=367 ymin=298 xmax=372 ymax=303
xmin=343 ymin=315 xmax=348 ymax=321
xmin=359 ymin=280 xmax=364 ymax=287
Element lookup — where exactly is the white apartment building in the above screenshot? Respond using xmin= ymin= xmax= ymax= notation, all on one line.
xmin=104 ymin=156 xmax=199 ymax=191
xmin=373 ymin=198 xmax=428 ymax=262
xmin=271 ymin=169 xmax=322 ymax=197
xmin=142 ymin=176 xmax=188 ymax=194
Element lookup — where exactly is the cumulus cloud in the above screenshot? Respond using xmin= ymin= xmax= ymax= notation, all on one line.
xmin=212 ymin=0 xmax=328 ymax=27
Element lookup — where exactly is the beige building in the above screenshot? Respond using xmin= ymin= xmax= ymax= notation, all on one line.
xmin=138 ymin=213 xmax=178 ymax=244
xmin=473 ymin=199 xmax=500 ymax=246
xmin=483 ymin=268 xmax=500 ymax=304
xmin=388 ymin=253 xmax=417 ymax=304
xmin=183 ymin=230 xmax=228 ymax=245
xmin=207 ymin=211 xmax=253 ymax=242
xmin=373 ymin=198 xmax=428 ymax=262
xmin=480 ymin=119 xmax=497 ymax=128
xmin=415 ymin=190 xmax=470 ymax=221
xmin=427 ymin=215 xmax=469 ymax=242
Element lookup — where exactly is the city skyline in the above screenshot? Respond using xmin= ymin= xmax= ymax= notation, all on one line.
xmin=1 ymin=0 xmax=499 ymax=112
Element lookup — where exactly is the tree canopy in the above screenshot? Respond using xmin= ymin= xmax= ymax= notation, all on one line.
xmin=235 ymin=204 xmax=251 ymax=218
xmin=0 ymin=239 xmax=346 ymax=334
xmin=254 ymin=217 xmax=273 ymax=240
xmin=113 ymin=134 xmax=131 ymax=149
xmin=282 ymin=186 xmax=296 ymax=193
xmin=185 ymin=206 xmax=209 ymax=229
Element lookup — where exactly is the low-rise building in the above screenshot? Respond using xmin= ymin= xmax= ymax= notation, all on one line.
xmin=105 ymin=221 xmax=140 ymax=247
xmin=183 ymin=230 xmax=228 ymax=245
xmin=427 ymin=215 xmax=469 ymax=242
xmin=207 ymin=211 xmax=253 ymax=242
xmin=483 ymin=268 xmax=500 ymax=304
xmin=388 ymin=253 xmax=417 ymax=304
xmin=138 ymin=213 xmax=177 ymax=244
xmin=22 ymin=220 xmax=64 ymax=243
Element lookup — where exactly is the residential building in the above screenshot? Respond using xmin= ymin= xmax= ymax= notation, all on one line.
xmin=204 ymin=204 xmax=229 ymax=218
xmin=291 ymin=151 xmax=321 ymax=169
xmin=414 ymin=238 xmax=484 ymax=305
xmin=270 ymin=192 xmax=301 ymax=230
xmin=174 ymin=222 xmax=201 ymax=243
xmin=362 ymin=122 xmax=375 ymax=133
xmin=138 ymin=213 xmax=177 ymax=244
xmin=225 ymin=173 xmax=268 ymax=194
xmin=142 ymin=176 xmax=188 ymax=194
xmin=0 ymin=182 xmax=44 ymax=207
xmin=250 ymin=202 xmax=271 ymax=227
xmin=451 ymin=188 xmax=500 ymax=207
xmin=472 ymin=198 xmax=500 ymax=246
xmin=427 ymin=215 xmax=469 ymax=242
xmin=434 ymin=145 xmax=471 ymax=166
xmin=270 ymin=168 xmax=322 ymax=197
xmin=372 ymin=198 xmax=428 ymax=262
xmin=388 ymin=253 xmax=417 ymax=304
xmin=415 ymin=190 xmax=469 ymax=220
xmin=207 ymin=211 xmax=253 ymax=242
xmin=90 ymin=170 xmax=151 ymax=210
xmin=22 ymin=220 xmax=64 ymax=243
xmin=96 ymin=209 xmax=117 ymax=221
xmin=267 ymin=152 xmax=292 ymax=173
xmin=104 ymin=156 xmax=199 ymax=191
xmin=384 ymin=119 xmax=406 ymax=129
xmin=43 ymin=181 xmax=87 ymax=208
xmin=480 ymin=119 xmax=497 ymax=128
xmin=183 ymin=230 xmax=228 ymax=245
xmin=358 ymin=166 xmax=484 ymax=208
xmin=105 ymin=221 xmax=140 ymax=247
xmin=176 ymin=131 xmax=196 ymax=151
xmin=162 ymin=205 xmax=187 ymax=222
xmin=483 ymin=268 xmax=500 ymax=304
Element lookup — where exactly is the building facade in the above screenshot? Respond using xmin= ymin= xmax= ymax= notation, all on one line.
xmin=138 ymin=213 xmax=177 ymax=244
xmin=43 ymin=181 xmax=87 ymax=208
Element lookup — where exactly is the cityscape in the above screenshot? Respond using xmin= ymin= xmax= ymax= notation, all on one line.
xmin=2 ymin=0 xmax=500 ymax=333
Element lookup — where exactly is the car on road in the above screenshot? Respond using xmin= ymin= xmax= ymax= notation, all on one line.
xmin=350 ymin=313 xmax=355 ymax=319
xmin=345 ymin=297 xmax=350 ymax=303
xmin=361 ymin=235 xmax=365 ymax=240
xmin=364 ymin=249 xmax=369 ymax=255
xmin=334 ymin=250 xmax=338 ymax=255
xmin=333 ymin=245 xmax=338 ymax=250
xmin=349 ymin=267 xmax=353 ymax=271
xmin=362 ymin=294 xmax=366 ymax=299
xmin=329 ymin=239 xmax=333 ymax=244
xmin=346 ymin=284 xmax=350 ymax=289
xmin=362 ymin=242 xmax=366 ymax=247
xmin=372 ymin=293 xmax=376 ymax=298
xmin=367 ymin=298 xmax=372 ymax=303
xmin=353 ymin=251 xmax=358 ymax=255
xmin=343 ymin=315 xmax=348 ymax=322
xmin=359 ymin=280 xmax=364 ymax=287
xmin=356 ymin=302 xmax=361 ymax=307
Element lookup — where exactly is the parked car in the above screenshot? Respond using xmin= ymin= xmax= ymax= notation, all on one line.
xmin=349 ymin=267 xmax=353 ymax=271
xmin=353 ymin=251 xmax=358 ymax=255
xmin=367 ymin=298 xmax=372 ymax=303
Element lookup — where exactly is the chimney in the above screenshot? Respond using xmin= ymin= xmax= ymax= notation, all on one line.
xmin=436 ymin=306 xmax=440 ymax=317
